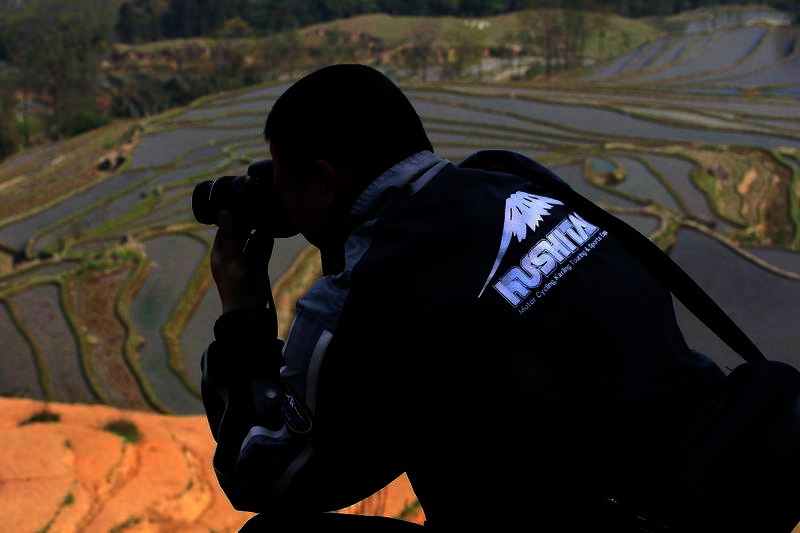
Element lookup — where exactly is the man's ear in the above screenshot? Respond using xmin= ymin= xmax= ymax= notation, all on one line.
xmin=313 ymin=160 xmax=358 ymax=208
xmin=312 ymin=159 xmax=338 ymax=207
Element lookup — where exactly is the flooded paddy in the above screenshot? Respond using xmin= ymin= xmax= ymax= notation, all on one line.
xmin=552 ymin=164 xmax=639 ymax=209
xmin=633 ymin=27 xmax=766 ymax=83
xmin=614 ymin=213 xmax=660 ymax=237
xmin=476 ymin=86 xmax=800 ymax=120
xmin=130 ymin=129 xmax=254 ymax=169
xmin=34 ymin=162 xmax=217 ymax=252
xmin=152 ymin=160 xmax=224 ymax=187
xmin=12 ymin=284 xmax=96 ymax=404
xmin=622 ymin=107 xmax=765 ymax=132
xmin=641 ymin=154 xmax=714 ymax=221
xmin=180 ymin=281 xmax=219 ymax=393
xmin=409 ymin=96 xmax=591 ymax=141
xmin=129 ymin=234 xmax=208 ymax=413
xmin=179 ymin=98 xmax=274 ymax=120
xmin=688 ymin=29 xmax=798 ymax=85
xmin=0 ymin=302 xmax=43 ymax=400
xmin=612 ymin=156 xmax=680 ymax=210
xmin=0 ymin=170 xmax=150 ymax=250
xmin=411 ymin=91 xmax=800 ymax=148
xmin=208 ymin=115 xmax=266 ymax=129
xmin=744 ymin=247 xmax=800 ymax=275
xmin=671 ymin=229 xmax=800 ymax=371
xmin=430 ymin=132 xmax=541 ymax=153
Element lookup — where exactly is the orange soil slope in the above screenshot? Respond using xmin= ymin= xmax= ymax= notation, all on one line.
xmin=0 ymin=398 xmax=423 ymax=533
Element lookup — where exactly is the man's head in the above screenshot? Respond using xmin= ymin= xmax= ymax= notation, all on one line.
xmin=264 ymin=64 xmax=433 ymax=249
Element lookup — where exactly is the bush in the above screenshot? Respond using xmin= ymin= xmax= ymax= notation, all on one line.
xmin=58 ymin=109 xmax=112 ymax=138
xmin=18 ymin=409 xmax=61 ymax=426
xmin=17 ymin=114 xmax=44 ymax=145
xmin=103 ymin=419 xmax=142 ymax=444
xmin=0 ymin=122 xmax=19 ymax=161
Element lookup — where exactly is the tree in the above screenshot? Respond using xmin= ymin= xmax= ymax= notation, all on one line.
xmin=519 ymin=1 xmax=564 ymax=77
xmin=317 ymin=27 xmax=357 ymax=65
xmin=215 ymin=16 xmax=256 ymax=38
xmin=2 ymin=0 xmax=118 ymax=137
xmin=160 ymin=0 xmax=236 ymax=38
xmin=562 ymin=2 xmax=590 ymax=69
xmin=0 ymin=71 xmax=21 ymax=160
xmin=403 ymin=21 xmax=439 ymax=81
xmin=270 ymin=27 xmax=305 ymax=79
xmin=446 ymin=21 xmax=489 ymax=79
xmin=115 ymin=0 xmax=165 ymax=43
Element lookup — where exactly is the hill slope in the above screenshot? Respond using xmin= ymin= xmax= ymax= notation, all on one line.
xmin=1 ymin=398 xmax=422 ymax=532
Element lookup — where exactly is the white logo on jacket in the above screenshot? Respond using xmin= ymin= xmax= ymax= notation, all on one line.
xmin=479 ymin=191 xmax=601 ymax=307
xmin=479 ymin=192 xmax=564 ymax=298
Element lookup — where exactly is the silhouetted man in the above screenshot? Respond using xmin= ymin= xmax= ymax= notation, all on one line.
xmin=201 ymin=64 xmax=725 ymax=531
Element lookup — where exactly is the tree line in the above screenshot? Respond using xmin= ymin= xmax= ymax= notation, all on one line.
xmin=0 ymin=0 xmax=796 ymax=164
xmin=113 ymin=0 xmax=796 ymax=43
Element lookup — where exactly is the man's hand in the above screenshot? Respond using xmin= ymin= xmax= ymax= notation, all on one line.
xmin=211 ymin=210 xmax=275 ymax=313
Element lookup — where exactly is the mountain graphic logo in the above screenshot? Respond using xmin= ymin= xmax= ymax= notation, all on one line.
xmin=478 ymin=192 xmax=563 ymax=298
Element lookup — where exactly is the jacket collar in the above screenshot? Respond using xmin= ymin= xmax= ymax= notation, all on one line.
xmin=346 ymin=150 xmax=446 ymax=230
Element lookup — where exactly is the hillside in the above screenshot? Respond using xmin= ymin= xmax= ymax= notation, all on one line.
xmin=0 ymin=4 xmax=799 ymax=530
xmin=0 ymin=397 xmax=423 ymax=532
xmin=299 ymin=10 xmax=660 ymax=56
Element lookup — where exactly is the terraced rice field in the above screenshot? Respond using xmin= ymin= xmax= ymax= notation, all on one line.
xmin=1 ymin=19 xmax=799 ymax=413
xmin=585 ymin=21 xmax=800 ymax=96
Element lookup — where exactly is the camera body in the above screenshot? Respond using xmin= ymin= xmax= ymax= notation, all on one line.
xmin=192 ymin=159 xmax=298 ymax=238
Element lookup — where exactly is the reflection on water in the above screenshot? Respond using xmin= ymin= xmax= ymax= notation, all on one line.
xmin=590 ymin=157 xmax=615 ymax=174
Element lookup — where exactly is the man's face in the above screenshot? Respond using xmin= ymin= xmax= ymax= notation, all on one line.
xmin=271 ymin=146 xmax=330 ymax=249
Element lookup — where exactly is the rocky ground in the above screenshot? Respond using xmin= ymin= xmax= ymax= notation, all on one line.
xmin=0 ymin=398 xmax=423 ymax=533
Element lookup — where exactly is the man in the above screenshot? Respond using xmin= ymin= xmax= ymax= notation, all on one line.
xmin=201 ymin=64 xmax=726 ymax=531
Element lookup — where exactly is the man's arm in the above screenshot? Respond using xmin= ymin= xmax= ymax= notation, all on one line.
xmin=200 ymin=305 xmax=288 ymax=508
xmin=202 ymin=212 xmax=410 ymax=514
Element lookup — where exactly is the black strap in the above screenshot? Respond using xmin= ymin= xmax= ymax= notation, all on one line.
xmin=545 ymin=173 xmax=768 ymax=364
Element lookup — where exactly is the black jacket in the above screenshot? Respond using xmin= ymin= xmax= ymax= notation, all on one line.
xmin=201 ymin=150 xmax=725 ymax=527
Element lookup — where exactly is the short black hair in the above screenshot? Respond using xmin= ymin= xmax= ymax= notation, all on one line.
xmin=263 ymin=64 xmax=434 ymax=185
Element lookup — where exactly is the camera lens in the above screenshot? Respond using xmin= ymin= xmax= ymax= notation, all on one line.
xmin=190 ymin=161 xmax=298 ymax=238
xmin=191 ymin=180 xmax=215 ymax=225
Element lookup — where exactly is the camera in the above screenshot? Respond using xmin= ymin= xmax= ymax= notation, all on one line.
xmin=192 ymin=159 xmax=298 ymax=238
